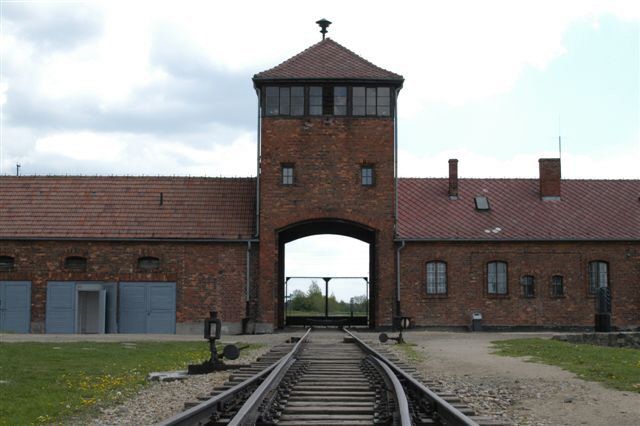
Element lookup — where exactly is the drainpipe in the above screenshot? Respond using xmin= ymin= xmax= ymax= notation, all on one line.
xmin=396 ymin=240 xmax=406 ymax=319
xmin=255 ymin=87 xmax=261 ymax=238
xmin=393 ymin=87 xmax=399 ymax=237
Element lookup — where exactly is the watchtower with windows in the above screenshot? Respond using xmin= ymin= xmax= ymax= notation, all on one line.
xmin=251 ymin=35 xmax=403 ymax=331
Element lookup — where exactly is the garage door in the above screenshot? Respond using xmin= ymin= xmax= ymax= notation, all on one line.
xmin=119 ymin=282 xmax=176 ymax=333
xmin=46 ymin=282 xmax=75 ymax=333
xmin=0 ymin=281 xmax=31 ymax=333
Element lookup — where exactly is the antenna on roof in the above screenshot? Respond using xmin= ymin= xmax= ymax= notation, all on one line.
xmin=316 ymin=18 xmax=331 ymax=40
xmin=558 ymin=115 xmax=562 ymax=160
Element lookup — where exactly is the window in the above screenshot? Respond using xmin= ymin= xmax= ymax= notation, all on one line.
xmin=265 ymin=86 xmax=304 ymax=116
xmin=0 ymin=256 xmax=15 ymax=271
xmin=474 ymin=196 xmax=490 ymax=210
xmin=282 ymin=164 xmax=294 ymax=185
xmin=521 ymin=275 xmax=535 ymax=297
xmin=352 ymin=87 xmax=391 ymax=116
xmin=65 ymin=256 xmax=87 ymax=271
xmin=309 ymin=86 xmax=323 ymax=115
xmin=138 ymin=256 xmax=160 ymax=271
xmin=487 ymin=261 xmax=507 ymax=294
xmin=551 ymin=275 xmax=564 ymax=297
xmin=426 ymin=261 xmax=447 ymax=294
xmin=333 ymin=86 xmax=347 ymax=115
xmin=361 ymin=165 xmax=374 ymax=186
xmin=588 ymin=261 xmax=608 ymax=295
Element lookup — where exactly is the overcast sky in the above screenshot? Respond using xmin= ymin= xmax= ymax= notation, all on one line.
xmin=1 ymin=1 xmax=638 ymax=302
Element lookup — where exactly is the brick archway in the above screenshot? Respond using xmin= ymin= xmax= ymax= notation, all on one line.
xmin=277 ymin=219 xmax=377 ymax=328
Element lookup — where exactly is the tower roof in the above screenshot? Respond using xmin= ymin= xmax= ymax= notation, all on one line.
xmin=253 ymin=38 xmax=403 ymax=83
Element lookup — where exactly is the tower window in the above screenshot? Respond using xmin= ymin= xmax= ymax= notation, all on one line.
xmin=265 ymin=86 xmax=304 ymax=116
xmin=282 ymin=164 xmax=294 ymax=185
xmin=361 ymin=165 xmax=374 ymax=186
xmin=309 ymin=86 xmax=323 ymax=115
xmin=333 ymin=86 xmax=347 ymax=115
xmin=353 ymin=87 xmax=391 ymax=117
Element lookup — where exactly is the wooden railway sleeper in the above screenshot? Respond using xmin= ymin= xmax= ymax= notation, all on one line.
xmin=361 ymin=355 xmax=395 ymax=425
xmin=256 ymin=360 xmax=310 ymax=425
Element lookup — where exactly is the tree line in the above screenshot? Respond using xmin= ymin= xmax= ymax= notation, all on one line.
xmin=287 ymin=281 xmax=368 ymax=316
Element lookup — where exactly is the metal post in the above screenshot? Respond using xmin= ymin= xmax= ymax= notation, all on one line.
xmin=324 ymin=278 xmax=330 ymax=319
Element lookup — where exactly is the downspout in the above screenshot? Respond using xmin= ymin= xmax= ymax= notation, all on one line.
xmin=394 ymin=87 xmax=399 ymax=236
xmin=255 ymin=87 xmax=261 ymax=238
xmin=246 ymin=241 xmax=252 ymax=308
xmin=396 ymin=240 xmax=406 ymax=319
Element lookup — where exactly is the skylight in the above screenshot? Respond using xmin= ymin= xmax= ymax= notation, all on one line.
xmin=474 ymin=196 xmax=490 ymax=211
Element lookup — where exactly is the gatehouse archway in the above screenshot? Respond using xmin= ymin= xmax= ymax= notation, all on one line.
xmin=277 ymin=219 xmax=376 ymax=328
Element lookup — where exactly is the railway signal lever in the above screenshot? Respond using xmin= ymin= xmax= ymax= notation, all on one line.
xmin=379 ymin=316 xmax=411 ymax=344
xmin=188 ymin=310 xmax=248 ymax=374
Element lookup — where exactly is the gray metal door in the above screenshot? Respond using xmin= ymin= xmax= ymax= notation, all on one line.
xmin=0 ymin=281 xmax=31 ymax=333
xmin=119 ymin=282 xmax=176 ymax=333
xmin=46 ymin=282 xmax=76 ymax=333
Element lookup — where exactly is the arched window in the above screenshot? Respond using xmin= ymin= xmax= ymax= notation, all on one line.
xmin=487 ymin=261 xmax=508 ymax=295
xmin=521 ymin=275 xmax=535 ymax=298
xmin=138 ymin=256 xmax=160 ymax=271
xmin=588 ymin=261 xmax=608 ymax=294
xmin=551 ymin=275 xmax=564 ymax=297
xmin=0 ymin=256 xmax=15 ymax=271
xmin=64 ymin=256 xmax=87 ymax=271
xmin=426 ymin=261 xmax=447 ymax=294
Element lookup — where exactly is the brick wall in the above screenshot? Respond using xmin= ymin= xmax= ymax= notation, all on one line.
xmin=0 ymin=240 xmax=253 ymax=333
xmin=399 ymin=241 xmax=640 ymax=329
xmin=258 ymin=116 xmax=397 ymax=329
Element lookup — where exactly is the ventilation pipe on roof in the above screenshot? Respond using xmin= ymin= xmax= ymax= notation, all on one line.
xmin=448 ymin=159 xmax=459 ymax=199
xmin=539 ymin=158 xmax=561 ymax=200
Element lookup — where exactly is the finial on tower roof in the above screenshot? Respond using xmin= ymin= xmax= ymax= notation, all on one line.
xmin=316 ymin=18 xmax=331 ymax=40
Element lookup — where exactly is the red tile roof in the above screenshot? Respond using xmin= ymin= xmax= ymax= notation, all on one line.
xmin=253 ymin=38 xmax=403 ymax=82
xmin=0 ymin=176 xmax=256 ymax=240
xmin=398 ymin=178 xmax=640 ymax=241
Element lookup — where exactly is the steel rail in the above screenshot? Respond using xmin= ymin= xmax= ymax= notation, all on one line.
xmin=158 ymin=328 xmax=311 ymax=426
xmin=227 ymin=327 xmax=312 ymax=426
xmin=369 ymin=355 xmax=412 ymax=426
xmin=345 ymin=329 xmax=479 ymax=426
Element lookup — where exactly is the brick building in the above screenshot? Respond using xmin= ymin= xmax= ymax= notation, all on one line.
xmin=1 ymin=37 xmax=638 ymax=334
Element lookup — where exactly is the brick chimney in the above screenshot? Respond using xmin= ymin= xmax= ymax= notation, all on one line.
xmin=448 ymin=159 xmax=459 ymax=199
xmin=539 ymin=158 xmax=561 ymax=200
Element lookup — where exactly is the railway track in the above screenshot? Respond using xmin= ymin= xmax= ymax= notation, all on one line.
xmin=160 ymin=328 xmax=510 ymax=426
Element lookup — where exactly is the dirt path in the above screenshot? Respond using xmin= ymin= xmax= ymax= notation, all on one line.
xmin=367 ymin=330 xmax=640 ymax=426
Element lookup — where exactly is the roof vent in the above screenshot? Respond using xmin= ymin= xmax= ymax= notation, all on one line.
xmin=474 ymin=196 xmax=490 ymax=211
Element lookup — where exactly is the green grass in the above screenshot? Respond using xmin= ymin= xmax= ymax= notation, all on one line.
xmin=492 ymin=338 xmax=640 ymax=393
xmin=0 ymin=341 xmax=262 ymax=425
xmin=395 ymin=342 xmax=424 ymax=363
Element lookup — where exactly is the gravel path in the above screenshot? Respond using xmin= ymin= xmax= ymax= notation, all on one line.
xmin=364 ymin=330 xmax=640 ymax=426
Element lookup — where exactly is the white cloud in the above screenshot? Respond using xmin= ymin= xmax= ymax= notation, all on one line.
xmin=35 ymin=132 xmax=126 ymax=161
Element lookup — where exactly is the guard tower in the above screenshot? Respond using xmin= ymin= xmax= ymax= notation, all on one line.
xmin=252 ymin=22 xmax=404 ymax=331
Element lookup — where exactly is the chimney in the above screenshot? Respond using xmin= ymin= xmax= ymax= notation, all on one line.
xmin=539 ymin=158 xmax=561 ymax=200
xmin=448 ymin=159 xmax=459 ymax=199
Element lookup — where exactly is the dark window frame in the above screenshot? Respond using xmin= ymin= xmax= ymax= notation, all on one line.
xmin=138 ymin=256 xmax=161 ymax=271
xmin=551 ymin=275 xmax=565 ymax=297
xmin=264 ymin=86 xmax=305 ymax=116
xmin=262 ymin=84 xmax=395 ymax=118
xmin=0 ymin=255 xmax=15 ymax=272
xmin=281 ymin=163 xmax=294 ymax=186
xmin=521 ymin=275 xmax=535 ymax=298
xmin=487 ymin=261 xmax=508 ymax=296
xmin=361 ymin=165 xmax=374 ymax=186
xmin=64 ymin=256 xmax=87 ymax=271
xmin=425 ymin=260 xmax=448 ymax=296
xmin=588 ymin=261 xmax=609 ymax=295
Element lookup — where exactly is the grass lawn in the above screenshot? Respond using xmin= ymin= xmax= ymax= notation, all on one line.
xmin=0 ymin=341 xmax=262 ymax=425
xmin=492 ymin=338 xmax=640 ymax=393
